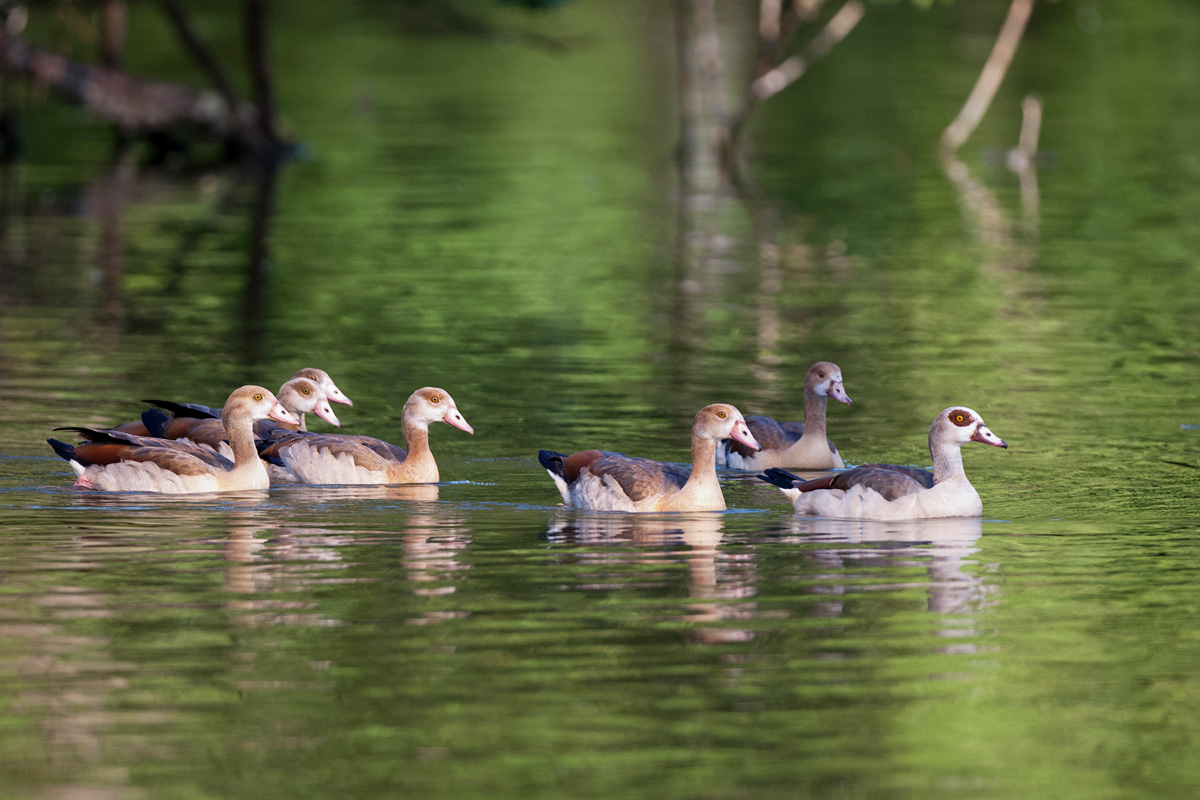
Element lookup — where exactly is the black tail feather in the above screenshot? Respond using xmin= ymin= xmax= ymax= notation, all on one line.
xmin=757 ymin=467 xmax=802 ymax=490
xmin=52 ymin=426 xmax=144 ymax=448
xmin=538 ymin=449 xmax=566 ymax=477
xmin=142 ymin=407 xmax=170 ymax=438
xmin=143 ymin=400 xmax=221 ymax=420
xmin=46 ymin=438 xmax=77 ymax=463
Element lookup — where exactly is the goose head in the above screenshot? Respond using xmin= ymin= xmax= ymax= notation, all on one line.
xmin=277 ymin=377 xmax=341 ymax=427
xmin=697 ymin=403 xmax=760 ymax=451
xmin=223 ymin=385 xmax=299 ymax=427
xmin=933 ymin=406 xmax=1007 ymax=450
xmin=404 ymin=387 xmax=474 ymax=433
xmin=807 ymin=361 xmax=851 ymax=405
xmin=292 ymin=367 xmax=353 ymax=406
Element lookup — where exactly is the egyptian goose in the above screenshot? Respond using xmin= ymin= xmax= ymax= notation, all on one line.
xmin=289 ymin=367 xmax=353 ymax=407
xmin=115 ymin=367 xmax=350 ymax=438
xmin=257 ymin=387 xmax=472 ymax=485
xmin=719 ymin=361 xmax=851 ymax=471
xmin=538 ymin=404 xmax=761 ymax=512
xmin=757 ymin=406 xmax=1007 ymax=519
xmin=145 ymin=377 xmax=341 ymax=457
xmin=47 ymin=386 xmax=300 ymax=494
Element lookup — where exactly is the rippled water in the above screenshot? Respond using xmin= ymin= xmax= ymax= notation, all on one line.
xmin=2 ymin=1 xmax=1200 ymax=798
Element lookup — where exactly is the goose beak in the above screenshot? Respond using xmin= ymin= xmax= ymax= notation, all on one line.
xmin=269 ymin=402 xmax=301 ymax=426
xmin=314 ymin=400 xmax=341 ymax=427
xmin=731 ymin=419 xmax=760 ymax=451
xmin=828 ymin=380 xmax=851 ymax=405
xmin=328 ymin=385 xmax=353 ymax=406
xmin=444 ymin=408 xmax=474 ymax=434
xmin=971 ymin=424 xmax=1007 ymax=448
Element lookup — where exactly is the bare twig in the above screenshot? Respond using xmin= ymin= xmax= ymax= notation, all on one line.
xmin=940 ymin=0 xmax=1035 ymax=153
xmin=244 ymin=0 xmax=278 ymax=149
xmin=1007 ymin=94 xmax=1042 ymax=235
xmin=0 ymin=25 xmax=259 ymax=139
xmin=99 ymin=1 xmax=126 ymax=69
xmin=160 ymin=0 xmax=241 ymax=120
xmin=750 ymin=0 xmax=864 ymax=101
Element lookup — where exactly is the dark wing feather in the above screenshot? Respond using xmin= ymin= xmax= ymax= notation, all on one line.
xmin=159 ymin=418 xmax=227 ymax=449
xmin=816 ymin=464 xmax=933 ymax=501
xmin=759 ymin=464 xmax=934 ymax=501
xmin=260 ymin=431 xmax=397 ymax=471
xmin=729 ymin=415 xmax=801 ymax=458
xmin=55 ymin=426 xmax=231 ymax=470
xmin=587 ymin=454 xmax=691 ymax=502
xmin=140 ymin=408 xmax=170 ymax=438
xmin=853 ymin=464 xmax=935 ymax=490
xmin=143 ymin=400 xmax=222 ymax=420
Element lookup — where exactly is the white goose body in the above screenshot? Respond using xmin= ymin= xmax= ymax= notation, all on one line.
xmin=788 ymin=475 xmax=983 ymax=520
xmin=539 ymin=404 xmax=761 ymax=513
xmin=720 ymin=361 xmax=851 ymax=471
xmin=48 ymin=386 xmax=299 ymax=494
xmin=759 ymin=406 xmax=1006 ymax=520
xmin=259 ymin=387 xmax=472 ymax=485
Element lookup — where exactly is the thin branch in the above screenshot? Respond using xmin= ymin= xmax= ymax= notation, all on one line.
xmin=722 ymin=0 xmax=863 ymax=183
xmin=0 ymin=25 xmax=250 ymax=133
xmin=99 ymin=1 xmax=126 ymax=69
xmin=750 ymin=0 xmax=864 ymax=101
xmin=244 ymin=0 xmax=278 ymax=148
xmin=1007 ymin=94 xmax=1042 ymax=236
xmin=940 ymin=0 xmax=1035 ymax=153
xmin=160 ymin=0 xmax=240 ymax=119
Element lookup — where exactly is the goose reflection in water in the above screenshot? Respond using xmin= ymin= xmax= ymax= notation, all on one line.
xmin=223 ymin=485 xmax=472 ymax=628
xmin=543 ymin=513 xmax=757 ymax=644
xmin=779 ymin=516 xmax=992 ymax=624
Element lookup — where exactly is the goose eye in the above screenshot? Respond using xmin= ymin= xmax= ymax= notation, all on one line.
xmin=430 ymin=396 xmax=440 ymax=404
xmin=717 ymin=410 xmax=727 ymax=419
xmin=949 ymin=410 xmax=971 ymax=427
xmin=818 ymin=371 xmax=827 ymax=380
xmin=254 ymin=393 xmax=263 ymax=402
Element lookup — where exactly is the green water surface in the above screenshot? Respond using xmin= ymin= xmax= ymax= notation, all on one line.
xmin=1 ymin=1 xmax=1198 ymax=798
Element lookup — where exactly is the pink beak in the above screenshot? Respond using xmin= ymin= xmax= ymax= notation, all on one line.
xmin=971 ymin=424 xmax=1007 ymax=449
xmin=444 ymin=407 xmax=474 ymax=434
xmin=314 ymin=400 xmax=341 ymax=427
xmin=269 ymin=402 xmax=301 ymax=426
xmin=730 ymin=418 xmax=760 ymax=451
xmin=327 ymin=382 xmax=353 ymax=406
xmin=827 ymin=380 xmax=851 ymax=405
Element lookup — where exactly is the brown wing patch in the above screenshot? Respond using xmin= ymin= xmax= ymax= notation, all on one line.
xmin=588 ymin=455 xmax=689 ymax=502
xmin=73 ymin=442 xmax=136 ymax=466
xmin=277 ymin=433 xmax=393 ymax=471
xmin=166 ymin=418 xmax=227 ymax=448
xmin=112 ymin=421 xmax=150 ymax=436
xmin=563 ymin=450 xmax=607 ymax=482
xmin=69 ymin=428 xmax=230 ymax=469
xmin=128 ymin=447 xmax=218 ymax=476
xmin=815 ymin=463 xmax=934 ymax=500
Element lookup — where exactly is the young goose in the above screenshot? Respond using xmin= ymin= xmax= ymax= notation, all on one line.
xmin=146 ymin=377 xmax=341 ymax=456
xmin=757 ymin=406 xmax=1006 ymax=520
xmin=47 ymin=386 xmax=299 ymax=494
xmin=539 ymin=404 xmax=761 ymax=512
xmin=289 ymin=367 xmax=353 ymax=407
xmin=257 ymin=387 xmax=472 ymax=485
xmin=720 ymin=361 xmax=851 ymax=471
xmin=124 ymin=367 xmax=351 ymax=437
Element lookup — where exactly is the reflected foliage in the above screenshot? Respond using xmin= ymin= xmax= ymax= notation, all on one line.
xmin=0 ymin=1 xmax=1199 ymax=799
